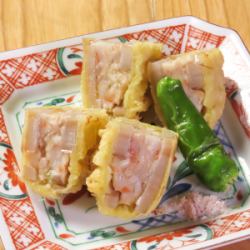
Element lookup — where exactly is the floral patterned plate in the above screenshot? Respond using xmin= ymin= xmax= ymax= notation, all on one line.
xmin=1 ymin=16 xmax=250 ymax=250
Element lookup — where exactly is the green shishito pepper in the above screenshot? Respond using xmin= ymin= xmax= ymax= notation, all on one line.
xmin=156 ymin=76 xmax=238 ymax=192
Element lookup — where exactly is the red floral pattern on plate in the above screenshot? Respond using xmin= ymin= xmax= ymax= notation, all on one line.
xmin=29 ymin=240 xmax=66 ymax=250
xmin=137 ymin=228 xmax=193 ymax=243
xmin=185 ymin=25 xmax=225 ymax=51
xmin=97 ymin=241 xmax=130 ymax=250
xmin=207 ymin=209 xmax=250 ymax=237
xmin=0 ymin=81 xmax=14 ymax=105
xmin=95 ymin=227 xmax=199 ymax=250
xmin=0 ymin=108 xmax=10 ymax=144
xmin=3 ymin=148 xmax=26 ymax=193
xmin=123 ymin=24 xmax=186 ymax=55
xmin=99 ymin=209 xmax=250 ymax=249
xmin=0 ymin=197 xmax=44 ymax=250
xmin=0 ymin=49 xmax=64 ymax=90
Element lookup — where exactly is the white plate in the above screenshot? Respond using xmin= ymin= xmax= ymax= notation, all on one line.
xmin=0 ymin=16 xmax=250 ymax=250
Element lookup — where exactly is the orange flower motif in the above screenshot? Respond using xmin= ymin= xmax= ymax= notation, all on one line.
xmin=138 ymin=228 xmax=193 ymax=243
xmin=3 ymin=148 xmax=26 ymax=193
